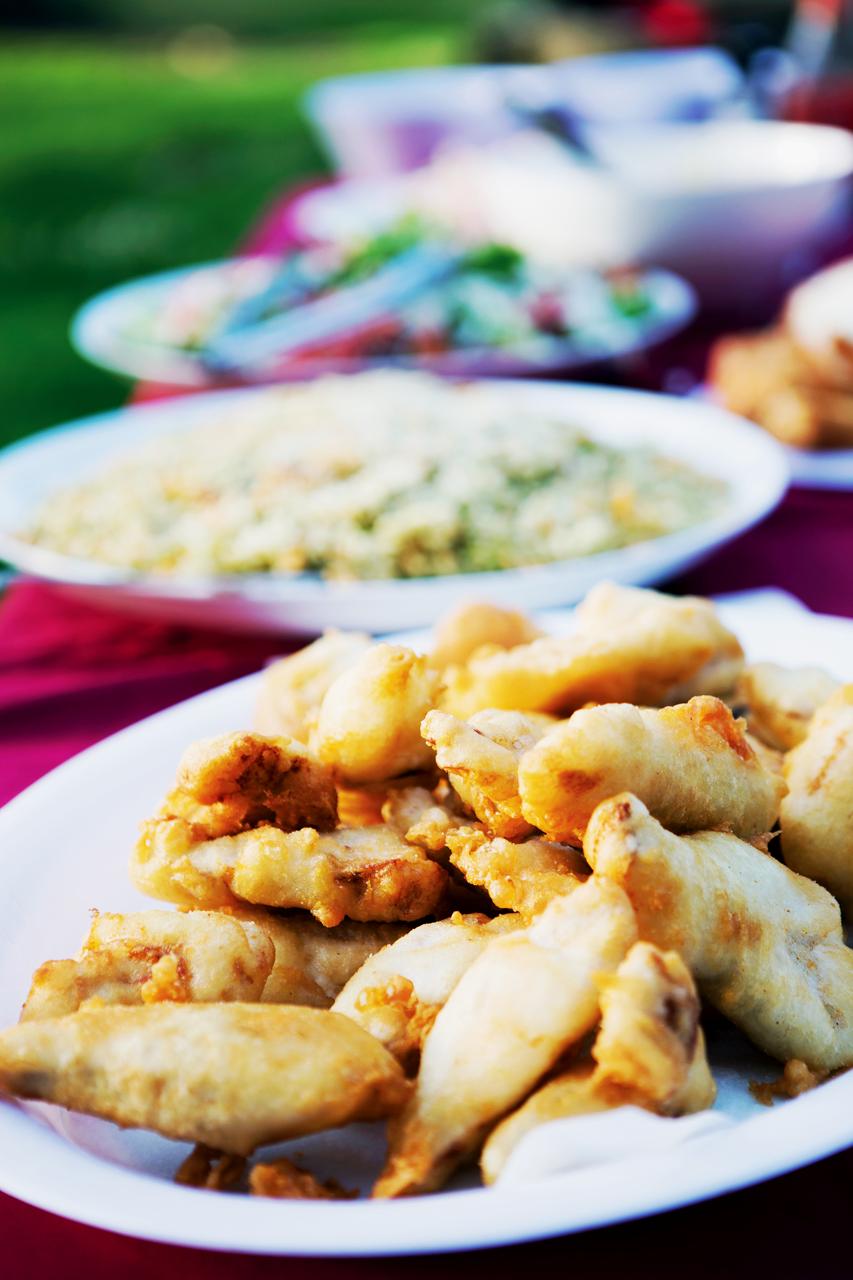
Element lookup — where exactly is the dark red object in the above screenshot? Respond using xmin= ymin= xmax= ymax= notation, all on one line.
xmin=643 ymin=0 xmax=712 ymax=48
xmin=3 ymin=183 xmax=853 ymax=1274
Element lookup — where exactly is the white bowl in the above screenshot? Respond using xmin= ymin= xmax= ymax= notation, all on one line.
xmin=302 ymin=51 xmax=744 ymax=179
xmin=297 ymin=121 xmax=853 ymax=305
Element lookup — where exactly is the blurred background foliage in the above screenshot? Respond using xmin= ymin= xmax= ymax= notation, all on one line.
xmin=0 ymin=2 xmax=493 ymax=446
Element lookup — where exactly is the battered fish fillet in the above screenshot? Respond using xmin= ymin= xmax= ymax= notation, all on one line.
xmin=0 ymin=1004 xmax=411 ymax=1155
xmin=519 ymin=695 xmax=785 ymax=844
xmin=586 ymin=793 xmax=853 ymax=1071
xmin=422 ymin=709 xmax=557 ymax=839
xmin=441 ymin=583 xmax=743 ymax=717
xmin=380 ymin=785 xmax=468 ymax=854
xmin=143 ymin=731 xmax=339 ymax=845
xmin=132 ymin=822 xmax=448 ymax=927
xmin=445 ymin=827 xmax=588 ymax=917
xmin=429 ymin=602 xmax=542 ymax=671
xmin=781 ymin=684 xmax=853 ymax=915
xmin=255 ymin=630 xmax=372 ymax=743
xmin=225 ymin=907 xmax=408 ymax=1006
xmin=332 ymin=914 xmax=519 ymax=1067
xmin=20 ymin=909 xmax=274 ymax=1021
xmin=737 ymin=662 xmax=840 ymax=751
xmin=481 ymin=942 xmax=716 ymax=1182
xmin=373 ymin=879 xmax=637 ymax=1197
xmin=312 ymin=645 xmax=442 ymax=785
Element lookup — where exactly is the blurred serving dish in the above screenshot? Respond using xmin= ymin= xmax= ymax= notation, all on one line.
xmin=70 ymin=229 xmax=696 ymax=386
xmin=0 ymin=374 xmax=786 ymax=633
xmin=296 ymin=121 xmax=853 ymax=305
xmin=709 ymin=256 xmax=853 ymax=488
xmin=302 ymin=50 xmax=745 ymax=178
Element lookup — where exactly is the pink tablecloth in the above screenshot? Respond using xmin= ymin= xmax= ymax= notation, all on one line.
xmin=3 ymin=184 xmax=853 ymax=1276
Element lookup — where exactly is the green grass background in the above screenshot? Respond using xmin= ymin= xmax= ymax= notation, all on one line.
xmin=0 ymin=7 xmax=490 ymax=448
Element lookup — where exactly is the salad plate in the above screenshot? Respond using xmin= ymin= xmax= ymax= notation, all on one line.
xmin=0 ymin=379 xmax=786 ymax=634
xmin=70 ymin=245 xmax=696 ymax=386
xmin=0 ymin=593 xmax=851 ymax=1255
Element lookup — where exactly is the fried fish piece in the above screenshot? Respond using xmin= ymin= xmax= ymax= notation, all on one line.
xmin=519 ymin=696 xmax=785 ymax=844
xmin=373 ymin=879 xmax=637 ymax=1197
xmin=225 ymin=907 xmax=408 ymax=1006
xmin=586 ymin=793 xmax=853 ymax=1072
xmin=574 ymin=583 xmax=744 ymax=703
xmin=255 ymin=631 xmax=372 ymax=743
xmin=132 ymin=822 xmax=447 ymax=927
xmin=20 ymin=909 xmax=275 ymax=1021
xmin=141 ymin=731 xmax=338 ymax=850
xmin=445 ymin=827 xmax=588 ymax=917
xmin=249 ymin=1157 xmax=355 ymax=1200
xmin=380 ymin=785 xmax=470 ymax=855
xmin=481 ymin=942 xmax=715 ymax=1182
xmin=422 ymin=708 xmax=557 ymax=839
xmin=0 ymin=1004 xmax=411 ymax=1155
xmin=429 ymin=601 xmax=542 ymax=671
xmin=312 ymin=645 xmax=442 ymax=785
xmin=737 ymin=662 xmax=840 ymax=752
xmin=781 ymin=684 xmax=853 ymax=915
xmin=440 ymin=583 xmax=743 ymax=718
xmin=175 ymin=1144 xmax=247 ymax=1191
xmin=332 ymin=913 xmax=519 ymax=1067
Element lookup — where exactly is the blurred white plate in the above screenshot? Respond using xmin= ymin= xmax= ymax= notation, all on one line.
xmin=696 ymin=384 xmax=853 ymax=491
xmin=0 ymin=380 xmax=787 ymax=635
xmin=70 ymin=257 xmax=697 ymax=386
xmin=783 ymin=446 xmax=853 ymax=490
xmin=0 ymin=593 xmax=852 ymax=1254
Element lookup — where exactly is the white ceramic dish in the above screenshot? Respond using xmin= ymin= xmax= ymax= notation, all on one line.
xmin=302 ymin=52 xmax=744 ymax=178
xmin=69 ymin=257 xmax=697 ymax=387
xmin=695 ymin=384 xmax=853 ymax=491
xmin=0 ymin=380 xmax=787 ymax=635
xmin=784 ymin=446 xmax=853 ymax=490
xmin=296 ymin=121 xmax=853 ymax=304
xmin=1 ymin=592 xmax=852 ymax=1255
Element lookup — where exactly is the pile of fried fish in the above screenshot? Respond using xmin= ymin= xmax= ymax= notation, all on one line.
xmin=2 ymin=583 xmax=853 ymax=1200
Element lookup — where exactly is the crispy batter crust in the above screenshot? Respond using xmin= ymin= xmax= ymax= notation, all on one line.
xmin=373 ymin=880 xmax=636 ymax=1197
xmin=446 ymin=827 xmax=588 ymax=917
xmin=134 ymin=822 xmax=447 ymax=926
xmin=429 ymin=602 xmax=542 ymax=671
xmin=481 ymin=941 xmax=715 ymax=1182
xmin=312 ymin=645 xmax=441 ymax=784
xmin=441 ymin=583 xmax=742 ymax=717
xmin=20 ymin=909 xmax=274 ymax=1021
xmin=422 ymin=708 xmax=556 ymax=839
xmin=781 ymin=684 xmax=853 ymax=915
xmin=0 ymin=1004 xmax=411 ymax=1155
xmin=519 ymin=696 xmax=785 ymax=843
xmin=586 ymin=792 xmax=853 ymax=1072
xmin=738 ymin=662 xmax=839 ymax=752
xmin=332 ymin=914 xmax=518 ymax=1067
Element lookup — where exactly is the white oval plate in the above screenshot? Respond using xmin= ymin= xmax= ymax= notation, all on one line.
xmin=0 ymin=380 xmax=787 ymax=635
xmin=1 ymin=593 xmax=853 ymax=1254
xmin=70 ymin=258 xmax=697 ymax=387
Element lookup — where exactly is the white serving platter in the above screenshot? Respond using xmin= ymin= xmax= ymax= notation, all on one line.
xmin=0 ymin=380 xmax=787 ymax=634
xmin=0 ymin=592 xmax=851 ymax=1255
